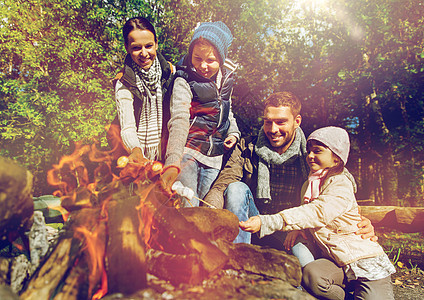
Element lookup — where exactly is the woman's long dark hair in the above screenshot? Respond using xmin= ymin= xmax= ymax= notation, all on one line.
xmin=122 ymin=17 xmax=157 ymax=46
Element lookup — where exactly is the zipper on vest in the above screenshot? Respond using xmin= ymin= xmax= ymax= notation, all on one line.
xmin=208 ymin=62 xmax=238 ymax=156
xmin=189 ymin=116 xmax=197 ymax=130
xmin=207 ymin=135 xmax=214 ymax=156
xmin=215 ymin=65 xmax=237 ymax=129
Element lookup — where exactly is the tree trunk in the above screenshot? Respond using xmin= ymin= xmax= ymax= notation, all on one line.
xmin=365 ymin=92 xmax=398 ymax=205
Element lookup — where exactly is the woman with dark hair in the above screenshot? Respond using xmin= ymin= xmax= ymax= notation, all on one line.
xmin=112 ymin=17 xmax=174 ymax=164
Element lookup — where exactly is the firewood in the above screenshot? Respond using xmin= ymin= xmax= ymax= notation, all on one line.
xmin=179 ymin=207 xmax=239 ymax=242
xmin=106 ymin=183 xmax=148 ymax=294
xmin=145 ymin=248 xmax=205 ymax=285
xmin=20 ymin=208 xmax=101 ymax=300
xmin=146 ymin=186 xmax=228 ymax=277
xmin=52 ymin=260 xmax=89 ymax=300
xmin=0 ymin=156 xmax=33 ymax=241
xmin=360 ymin=206 xmax=424 ymax=232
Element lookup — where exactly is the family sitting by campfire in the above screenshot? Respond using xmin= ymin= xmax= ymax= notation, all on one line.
xmin=113 ymin=17 xmax=395 ymax=299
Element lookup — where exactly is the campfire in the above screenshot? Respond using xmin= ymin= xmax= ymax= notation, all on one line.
xmin=0 ymin=143 xmax=307 ymax=299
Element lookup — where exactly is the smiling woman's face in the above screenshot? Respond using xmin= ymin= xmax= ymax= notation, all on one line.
xmin=126 ymin=29 xmax=158 ymax=70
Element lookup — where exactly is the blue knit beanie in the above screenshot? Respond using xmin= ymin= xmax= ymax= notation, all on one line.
xmin=189 ymin=21 xmax=233 ymax=64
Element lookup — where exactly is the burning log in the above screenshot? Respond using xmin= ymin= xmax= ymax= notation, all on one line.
xmin=147 ymin=196 xmax=229 ymax=277
xmin=16 ymin=144 xmax=303 ymax=298
xmin=0 ymin=156 xmax=33 ymax=243
xmin=361 ymin=206 xmax=424 ymax=233
xmin=20 ymin=208 xmax=102 ymax=300
xmin=143 ymin=207 xmax=238 ymax=286
xmin=106 ymin=183 xmax=148 ymax=294
xmin=104 ymin=179 xmax=230 ymax=288
xmin=145 ymin=249 xmax=203 ymax=285
xmin=52 ymin=258 xmax=90 ymax=300
xmin=179 ymin=207 xmax=239 ymax=242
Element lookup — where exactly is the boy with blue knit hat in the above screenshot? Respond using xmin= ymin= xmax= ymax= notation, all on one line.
xmin=162 ymin=21 xmax=240 ymax=207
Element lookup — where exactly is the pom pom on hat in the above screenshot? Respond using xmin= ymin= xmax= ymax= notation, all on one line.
xmin=190 ymin=21 xmax=233 ymax=64
xmin=307 ymin=126 xmax=350 ymax=165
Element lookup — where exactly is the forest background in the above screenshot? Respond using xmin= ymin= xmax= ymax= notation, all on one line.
xmin=1 ymin=0 xmax=423 ymax=206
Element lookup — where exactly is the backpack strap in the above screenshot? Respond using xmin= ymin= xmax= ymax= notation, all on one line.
xmin=112 ymin=70 xmax=124 ymax=87
xmin=167 ymin=61 xmax=175 ymax=74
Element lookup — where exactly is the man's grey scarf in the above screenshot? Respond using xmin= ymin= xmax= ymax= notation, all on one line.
xmin=131 ymin=57 xmax=163 ymax=160
xmin=255 ymin=127 xmax=307 ymax=200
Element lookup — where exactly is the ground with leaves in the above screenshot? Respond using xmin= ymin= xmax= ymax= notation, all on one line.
xmin=377 ymin=228 xmax=424 ymax=299
xmin=393 ymin=266 xmax=424 ymax=299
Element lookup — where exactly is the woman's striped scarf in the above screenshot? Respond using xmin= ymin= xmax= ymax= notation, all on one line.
xmin=131 ymin=57 xmax=163 ymax=160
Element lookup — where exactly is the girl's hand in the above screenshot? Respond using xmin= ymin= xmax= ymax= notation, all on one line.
xmin=239 ymin=216 xmax=261 ymax=233
xmin=283 ymin=230 xmax=307 ymax=251
xmin=224 ymin=135 xmax=237 ymax=150
xmin=128 ymin=147 xmax=149 ymax=164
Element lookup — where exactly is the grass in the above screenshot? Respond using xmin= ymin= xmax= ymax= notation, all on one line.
xmin=377 ymin=228 xmax=424 ymax=269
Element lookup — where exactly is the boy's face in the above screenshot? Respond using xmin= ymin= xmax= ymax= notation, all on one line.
xmin=263 ymin=105 xmax=301 ymax=154
xmin=126 ymin=29 xmax=158 ymax=70
xmin=191 ymin=41 xmax=220 ymax=79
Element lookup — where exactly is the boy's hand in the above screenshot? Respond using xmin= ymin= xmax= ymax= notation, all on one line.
xmin=160 ymin=166 xmax=180 ymax=192
xmin=239 ymin=216 xmax=261 ymax=233
xmin=224 ymin=135 xmax=237 ymax=150
xmin=355 ymin=216 xmax=378 ymax=242
xmin=283 ymin=230 xmax=306 ymax=251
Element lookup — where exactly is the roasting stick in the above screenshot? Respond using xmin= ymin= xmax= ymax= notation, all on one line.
xmin=171 ymin=190 xmax=217 ymax=209
xmin=191 ymin=195 xmax=217 ymax=209
xmin=117 ymin=156 xmax=217 ymax=209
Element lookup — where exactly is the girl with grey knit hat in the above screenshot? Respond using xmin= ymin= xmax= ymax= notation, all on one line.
xmin=240 ymin=126 xmax=395 ymax=299
xmin=162 ymin=21 xmax=240 ymax=207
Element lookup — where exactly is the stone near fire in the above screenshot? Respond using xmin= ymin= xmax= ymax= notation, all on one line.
xmin=217 ymin=239 xmax=303 ymax=287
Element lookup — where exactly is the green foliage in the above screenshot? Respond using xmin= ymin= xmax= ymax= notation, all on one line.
xmin=1 ymin=0 xmax=423 ymax=203
xmin=0 ymin=0 xmax=118 ymax=194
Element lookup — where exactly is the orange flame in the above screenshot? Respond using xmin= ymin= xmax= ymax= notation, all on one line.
xmin=47 ymin=143 xmax=91 ymax=196
xmin=47 ymin=138 xmax=176 ymax=297
xmin=74 ymin=222 xmax=107 ymax=300
xmin=47 ymin=204 xmax=70 ymax=222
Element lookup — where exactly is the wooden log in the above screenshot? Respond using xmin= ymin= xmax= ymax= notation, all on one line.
xmin=0 ymin=156 xmax=33 ymax=241
xmin=20 ymin=208 xmax=101 ymax=300
xmin=145 ymin=186 xmax=228 ymax=277
xmin=52 ymin=259 xmax=89 ymax=300
xmin=106 ymin=182 xmax=148 ymax=295
xmin=360 ymin=206 xmax=424 ymax=232
xmin=179 ymin=207 xmax=239 ymax=242
xmin=145 ymin=249 xmax=204 ymax=285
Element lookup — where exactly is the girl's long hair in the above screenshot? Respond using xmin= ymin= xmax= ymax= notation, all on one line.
xmin=320 ymin=159 xmax=344 ymax=188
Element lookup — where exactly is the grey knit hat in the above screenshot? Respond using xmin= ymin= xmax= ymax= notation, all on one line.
xmin=190 ymin=21 xmax=233 ymax=64
xmin=307 ymin=126 xmax=350 ymax=165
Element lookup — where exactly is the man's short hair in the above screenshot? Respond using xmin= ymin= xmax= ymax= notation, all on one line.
xmin=264 ymin=92 xmax=301 ymax=116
